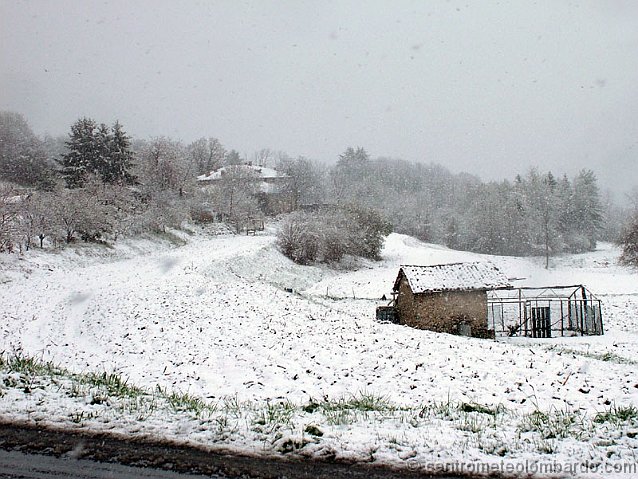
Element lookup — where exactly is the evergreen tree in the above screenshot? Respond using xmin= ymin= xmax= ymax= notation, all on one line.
xmin=332 ymin=146 xmax=372 ymax=203
xmin=502 ymin=181 xmax=530 ymax=255
xmin=336 ymin=146 xmax=369 ymax=173
xmin=556 ymin=174 xmax=574 ymax=238
xmin=106 ymin=121 xmax=135 ymax=184
xmin=58 ymin=118 xmax=134 ymax=187
xmin=0 ymin=111 xmax=53 ymax=188
xmin=58 ymin=117 xmax=100 ymax=188
xmin=465 ymin=182 xmax=508 ymax=255
xmin=94 ymin=123 xmax=112 ymax=180
xmin=444 ymin=217 xmax=460 ymax=250
xmin=225 ymin=149 xmax=242 ymax=165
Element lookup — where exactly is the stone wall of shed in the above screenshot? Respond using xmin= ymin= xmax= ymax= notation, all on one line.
xmin=396 ymin=277 xmax=492 ymax=338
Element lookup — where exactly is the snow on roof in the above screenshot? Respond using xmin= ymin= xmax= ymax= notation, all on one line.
xmin=394 ymin=262 xmax=511 ymax=294
xmin=197 ymin=164 xmax=286 ymax=181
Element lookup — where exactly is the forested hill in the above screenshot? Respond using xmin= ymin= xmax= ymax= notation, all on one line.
xmin=0 ymin=111 xmax=632 ymax=261
xmin=330 ymin=147 xmax=608 ymax=258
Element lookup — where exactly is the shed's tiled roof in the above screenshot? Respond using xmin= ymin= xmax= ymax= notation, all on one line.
xmin=394 ymin=262 xmax=511 ymax=294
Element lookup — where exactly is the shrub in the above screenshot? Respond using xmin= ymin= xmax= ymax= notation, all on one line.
xmin=322 ymin=226 xmax=347 ymax=263
xmin=618 ymin=214 xmax=638 ymax=266
xmin=342 ymin=204 xmax=392 ymax=260
xmin=277 ymin=204 xmax=391 ymax=265
xmin=190 ymin=206 xmax=216 ymax=224
xmin=277 ymin=214 xmax=318 ymax=265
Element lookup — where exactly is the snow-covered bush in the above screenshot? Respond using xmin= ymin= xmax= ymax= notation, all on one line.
xmin=322 ymin=225 xmax=348 ymax=263
xmin=277 ymin=213 xmax=318 ymax=265
xmin=277 ymin=205 xmax=391 ymax=265
xmin=618 ymin=214 xmax=638 ymax=266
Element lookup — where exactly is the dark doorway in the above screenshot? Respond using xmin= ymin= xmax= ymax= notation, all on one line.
xmin=530 ymin=306 xmax=551 ymax=338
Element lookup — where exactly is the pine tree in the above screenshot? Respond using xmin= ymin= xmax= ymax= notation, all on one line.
xmin=58 ymin=118 xmax=135 ymax=187
xmin=556 ymin=174 xmax=574 ymax=237
xmin=332 ymin=147 xmax=371 ymax=203
xmin=224 ymin=149 xmax=242 ymax=165
xmin=94 ymin=123 xmax=112 ymax=181
xmin=106 ymin=121 xmax=135 ymax=184
xmin=502 ymin=181 xmax=530 ymax=255
xmin=58 ymin=118 xmax=100 ymax=188
xmin=0 ymin=111 xmax=53 ymax=188
xmin=336 ymin=146 xmax=369 ymax=173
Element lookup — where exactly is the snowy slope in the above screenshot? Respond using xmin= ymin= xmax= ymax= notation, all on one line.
xmin=1 ymin=231 xmax=636 ymax=409
xmin=1 ymin=229 xmax=637 ymax=476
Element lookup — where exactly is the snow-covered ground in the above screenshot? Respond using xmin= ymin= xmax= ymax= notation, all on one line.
xmin=1 ymin=228 xmax=637 ymax=477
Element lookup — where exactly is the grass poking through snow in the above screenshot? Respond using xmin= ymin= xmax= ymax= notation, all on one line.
xmin=594 ymin=404 xmax=638 ymax=425
xmin=1 ymin=351 xmax=636 ymax=466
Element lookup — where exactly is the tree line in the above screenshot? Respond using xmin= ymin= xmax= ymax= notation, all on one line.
xmin=0 ymin=112 xmax=260 ymax=252
xmin=1 ymin=110 xmax=635 ymax=266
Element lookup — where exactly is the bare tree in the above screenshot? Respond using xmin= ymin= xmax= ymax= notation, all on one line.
xmin=48 ymin=179 xmax=113 ymax=243
xmin=251 ymin=148 xmax=273 ymax=167
xmin=187 ymin=137 xmax=226 ymax=175
xmin=205 ymin=165 xmax=261 ymax=230
xmin=276 ymin=155 xmax=325 ymax=210
xmin=17 ymin=191 xmax=54 ymax=250
xmin=277 ymin=205 xmax=391 ymax=265
xmin=0 ymin=182 xmax=19 ymax=252
xmin=138 ymin=137 xmax=194 ymax=196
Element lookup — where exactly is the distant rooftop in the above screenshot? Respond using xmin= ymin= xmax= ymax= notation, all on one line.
xmin=394 ymin=262 xmax=511 ymax=294
xmin=197 ymin=164 xmax=286 ymax=182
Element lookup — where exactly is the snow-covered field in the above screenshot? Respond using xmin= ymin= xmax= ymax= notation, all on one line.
xmin=1 ymin=227 xmax=637 ymax=477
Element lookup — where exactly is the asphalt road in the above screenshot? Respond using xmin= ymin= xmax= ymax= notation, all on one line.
xmin=0 ymin=449 xmax=223 ymax=479
xmin=0 ymin=420 xmax=483 ymax=479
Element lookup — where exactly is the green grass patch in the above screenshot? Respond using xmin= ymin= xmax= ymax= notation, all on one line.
xmin=594 ymin=404 xmax=638 ymax=425
xmin=156 ymin=385 xmax=217 ymax=417
xmin=0 ymin=352 xmax=66 ymax=377
xmin=518 ymin=408 xmax=588 ymax=440
xmin=81 ymin=371 xmax=143 ymax=398
xmin=301 ymin=392 xmax=396 ymax=426
xmin=252 ymin=400 xmax=295 ymax=426
xmin=0 ymin=351 xmax=616 ymax=449
xmin=314 ymin=392 xmax=393 ymax=413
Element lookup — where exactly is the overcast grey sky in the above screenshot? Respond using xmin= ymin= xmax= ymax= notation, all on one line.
xmin=1 ymin=0 xmax=637 ymax=194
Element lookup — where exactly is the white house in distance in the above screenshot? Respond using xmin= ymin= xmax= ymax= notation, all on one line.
xmin=197 ymin=164 xmax=292 ymax=215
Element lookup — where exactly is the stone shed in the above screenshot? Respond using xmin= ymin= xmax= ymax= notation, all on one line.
xmin=392 ymin=262 xmax=511 ymax=338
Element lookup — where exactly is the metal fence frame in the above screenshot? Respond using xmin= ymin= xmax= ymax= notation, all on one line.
xmin=487 ymin=285 xmax=603 ymax=338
